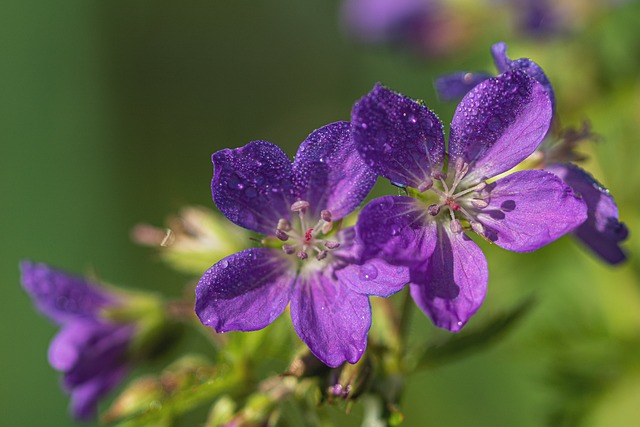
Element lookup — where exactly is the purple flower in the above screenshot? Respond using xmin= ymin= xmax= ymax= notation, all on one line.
xmin=546 ymin=164 xmax=628 ymax=264
xmin=436 ymin=42 xmax=628 ymax=264
xmin=20 ymin=261 xmax=133 ymax=421
xmin=195 ymin=121 xmax=409 ymax=367
xmin=351 ymin=72 xmax=587 ymax=331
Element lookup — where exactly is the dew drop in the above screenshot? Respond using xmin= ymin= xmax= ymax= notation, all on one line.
xmin=359 ymin=264 xmax=378 ymax=281
xmin=219 ymin=259 xmax=229 ymax=269
xmin=486 ymin=116 xmax=502 ymax=132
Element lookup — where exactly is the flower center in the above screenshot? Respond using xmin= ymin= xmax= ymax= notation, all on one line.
xmin=416 ymin=157 xmax=489 ymax=236
xmin=275 ymin=200 xmax=340 ymax=261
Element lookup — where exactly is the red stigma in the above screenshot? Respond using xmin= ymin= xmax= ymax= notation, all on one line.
xmin=304 ymin=228 xmax=314 ymax=242
xmin=446 ymin=198 xmax=461 ymax=211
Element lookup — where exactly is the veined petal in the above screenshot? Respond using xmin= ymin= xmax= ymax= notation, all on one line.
xmin=435 ymin=71 xmax=492 ymax=102
xmin=212 ymin=140 xmax=295 ymax=235
xmin=356 ymin=196 xmax=437 ymax=266
xmin=20 ymin=261 xmax=113 ymax=324
xmin=409 ymin=225 xmax=488 ymax=332
xmin=290 ymin=271 xmax=371 ymax=367
xmin=547 ymin=163 xmax=628 ymax=264
xmin=195 ymin=248 xmax=295 ymax=333
xmin=292 ymin=121 xmax=376 ymax=220
xmin=449 ymin=70 xmax=552 ymax=183
xmin=476 ymin=170 xmax=587 ymax=252
xmin=491 ymin=42 xmax=555 ymax=108
xmin=335 ymin=257 xmax=409 ymax=298
xmin=351 ymin=84 xmax=445 ymax=187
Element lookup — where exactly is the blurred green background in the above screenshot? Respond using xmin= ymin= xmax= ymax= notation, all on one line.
xmin=2 ymin=0 xmax=640 ymax=426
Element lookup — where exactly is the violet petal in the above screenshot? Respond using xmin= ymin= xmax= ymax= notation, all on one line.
xmin=351 ymin=84 xmax=446 ymax=188
xmin=356 ymin=195 xmax=437 ymax=265
xmin=292 ymin=121 xmax=376 ymax=220
xmin=195 ymin=248 xmax=296 ymax=332
xmin=449 ymin=70 xmax=552 ymax=183
xmin=409 ymin=225 xmax=488 ymax=332
xmin=20 ymin=261 xmax=113 ymax=324
xmin=290 ymin=271 xmax=371 ymax=367
xmin=476 ymin=170 xmax=588 ymax=252
xmin=335 ymin=257 xmax=409 ymax=298
xmin=547 ymin=163 xmax=628 ymax=264
xmin=491 ymin=42 xmax=555 ymax=108
xmin=69 ymin=365 xmax=128 ymax=421
xmin=212 ymin=140 xmax=295 ymax=235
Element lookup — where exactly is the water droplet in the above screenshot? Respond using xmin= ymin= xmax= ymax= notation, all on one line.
xmin=360 ymin=122 xmax=368 ymax=129
xmin=359 ymin=264 xmax=378 ymax=281
xmin=219 ymin=259 xmax=229 ymax=269
xmin=486 ymin=116 xmax=502 ymax=132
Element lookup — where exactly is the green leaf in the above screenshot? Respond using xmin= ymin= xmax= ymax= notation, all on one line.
xmin=414 ymin=297 xmax=535 ymax=370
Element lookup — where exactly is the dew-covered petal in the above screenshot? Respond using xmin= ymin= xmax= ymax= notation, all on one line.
xmin=212 ymin=141 xmax=295 ymax=235
xmin=290 ymin=271 xmax=371 ymax=367
xmin=292 ymin=121 xmax=376 ymax=220
xmin=547 ymin=163 xmax=628 ymax=264
xmin=491 ymin=42 xmax=555 ymax=108
xmin=20 ymin=261 xmax=113 ymax=324
xmin=356 ymin=196 xmax=437 ymax=266
xmin=69 ymin=365 xmax=128 ymax=421
xmin=475 ymin=170 xmax=587 ymax=252
xmin=409 ymin=225 xmax=488 ymax=332
xmin=449 ymin=70 xmax=552 ymax=183
xmin=351 ymin=84 xmax=446 ymax=188
xmin=195 ymin=248 xmax=296 ymax=333
xmin=435 ymin=71 xmax=492 ymax=102
xmin=335 ymin=258 xmax=409 ymax=298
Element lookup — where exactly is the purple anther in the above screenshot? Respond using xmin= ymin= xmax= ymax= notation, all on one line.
xmin=297 ymin=250 xmax=309 ymax=260
xmin=450 ymin=219 xmax=463 ymax=233
xmin=431 ymin=170 xmax=447 ymax=181
xmin=291 ymin=200 xmax=310 ymax=212
xmin=418 ymin=179 xmax=433 ymax=193
xmin=282 ymin=244 xmax=296 ymax=254
xmin=316 ymin=250 xmax=328 ymax=261
xmin=324 ymin=241 xmax=341 ymax=249
xmin=276 ymin=229 xmax=289 ymax=241
xmin=427 ymin=204 xmax=441 ymax=216
xmin=321 ymin=210 xmax=332 ymax=222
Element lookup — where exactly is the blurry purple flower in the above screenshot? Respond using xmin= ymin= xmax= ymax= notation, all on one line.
xmin=195 ymin=121 xmax=409 ymax=367
xmin=546 ymin=164 xmax=628 ymax=264
xmin=436 ymin=42 xmax=628 ymax=264
xmin=20 ymin=261 xmax=133 ymax=421
xmin=352 ymin=71 xmax=587 ymax=331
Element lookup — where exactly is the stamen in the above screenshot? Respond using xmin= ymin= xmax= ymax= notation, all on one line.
xmin=418 ymin=178 xmax=433 ymax=193
xmin=452 ymin=181 xmax=488 ymax=199
xmin=321 ymin=210 xmax=332 ymax=222
xmin=470 ymin=221 xmax=485 ymax=234
xmin=324 ymin=241 xmax=340 ymax=249
xmin=291 ymin=200 xmax=310 ymax=212
xmin=297 ymin=250 xmax=308 ymax=260
xmin=275 ymin=229 xmax=289 ymax=241
xmin=277 ymin=218 xmax=292 ymax=232
xmin=431 ymin=170 xmax=447 ymax=181
xmin=282 ymin=244 xmax=296 ymax=254
xmin=322 ymin=222 xmax=333 ymax=234
xmin=471 ymin=198 xmax=488 ymax=209
xmin=316 ymin=250 xmax=328 ymax=260
xmin=450 ymin=219 xmax=463 ymax=233
xmin=427 ymin=204 xmax=441 ymax=216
